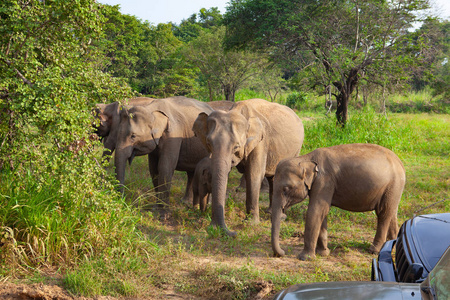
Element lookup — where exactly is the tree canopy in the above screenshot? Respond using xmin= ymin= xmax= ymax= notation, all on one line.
xmin=224 ymin=0 xmax=433 ymax=124
xmin=0 ymin=0 xmax=133 ymax=189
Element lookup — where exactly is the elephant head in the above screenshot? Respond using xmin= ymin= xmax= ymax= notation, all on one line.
xmin=271 ymin=159 xmax=319 ymax=257
xmin=193 ymin=109 xmax=264 ymax=235
xmin=94 ymin=102 xmax=120 ymax=138
xmin=94 ymin=98 xmax=155 ymax=159
xmin=115 ymin=105 xmax=169 ymax=185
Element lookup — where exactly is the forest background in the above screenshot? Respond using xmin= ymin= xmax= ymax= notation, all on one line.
xmin=0 ymin=0 xmax=449 ymax=299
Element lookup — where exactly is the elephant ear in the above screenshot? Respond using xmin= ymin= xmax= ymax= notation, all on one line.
xmin=302 ymin=161 xmax=319 ymax=190
xmin=150 ymin=110 xmax=169 ymax=145
xmin=244 ymin=117 xmax=264 ymax=157
xmin=193 ymin=112 xmax=210 ymax=148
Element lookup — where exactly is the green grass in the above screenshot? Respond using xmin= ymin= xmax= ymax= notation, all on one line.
xmin=0 ymin=92 xmax=449 ymax=299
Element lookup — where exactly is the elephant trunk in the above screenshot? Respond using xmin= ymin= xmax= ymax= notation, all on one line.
xmin=271 ymin=193 xmax=285 ymax=257
xmin=114 ymin=145 xmax=132 ymax=189
xmin=210 ymin=155 xmax=236 ymax=237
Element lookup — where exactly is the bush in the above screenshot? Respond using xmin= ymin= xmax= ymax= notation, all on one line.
xmin=285 ymin=92 xmax=309 ymax=110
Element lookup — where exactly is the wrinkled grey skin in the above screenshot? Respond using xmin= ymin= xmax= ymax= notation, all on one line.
xmin=271 ymin=143 xmax=406 ymax=261
xmin=207 ymin=100 xmax=234 ymax=111
xmin=95 ymin=97 xmax=154 ymax=159
xmin=192 ymin=156 xmax=212 ymax=212
xmin=114 ymin=96 xmax=213 ymax=208
xmin=193 ymin=98 xmax=304 ymax=236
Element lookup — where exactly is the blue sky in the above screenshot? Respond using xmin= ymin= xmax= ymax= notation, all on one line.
xmin=97 ymin=0 xmax=450 ymax=25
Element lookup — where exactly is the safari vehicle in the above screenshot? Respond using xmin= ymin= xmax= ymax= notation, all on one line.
xmin=372 ymin=213 xmax=450 ymax=283
xmin=272 ymin=245 xmax=450 ymax=299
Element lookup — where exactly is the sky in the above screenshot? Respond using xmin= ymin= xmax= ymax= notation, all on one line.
xmin=97 ymin=0 xmax=230 ymax=25
xmin=97 ymin=0 xmax=450 ymax=25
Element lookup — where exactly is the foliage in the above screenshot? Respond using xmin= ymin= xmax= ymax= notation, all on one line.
xmin=224 ymin=0 xmax=433 ymax=124
xmin=98 ymin=5 xmax=190 ymax=97
xmin=285 ymin=91 xmax=309 ymax=110
xmin=172 ymin=7 xmax=224 ymax=42
xmin=0 ymin=0 xmax=146 ymax=274
xmin=410 ymin=18 xmax=450 ymax=99
xmin=183 ymin=26 xmax=275 ymax=101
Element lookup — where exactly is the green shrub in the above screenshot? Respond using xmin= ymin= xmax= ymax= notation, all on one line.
xmin=285 ymin=91 xmax=309 ymax=110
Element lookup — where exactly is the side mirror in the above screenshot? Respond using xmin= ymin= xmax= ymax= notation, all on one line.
xmin=403 ymin=263 xmax=423 ymax=283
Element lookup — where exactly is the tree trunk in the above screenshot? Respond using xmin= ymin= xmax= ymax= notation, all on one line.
xmin=334 ymin=68 xmax=359 ymax=126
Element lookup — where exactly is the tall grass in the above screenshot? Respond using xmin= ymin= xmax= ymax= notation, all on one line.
xmin=0 ymin=169 xmax=156 ymax=277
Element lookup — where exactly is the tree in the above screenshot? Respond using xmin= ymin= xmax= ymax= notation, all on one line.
xmin=97 ymin=6 xmax=189 ymax=97
xmin=183 ymin=26 xmax=272 ymax=101
xmin=172 ymin=7 xmax=224 ymax=42
xmin=0 ymin=0 xmax=133 ymax=181
xmin=410 ymin=18 xmax=449 ymax=98
xmin=224 ymin=0 xmax=431 ymax=125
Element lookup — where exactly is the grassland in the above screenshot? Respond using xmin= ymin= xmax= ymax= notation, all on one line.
xmin=0 ymin=93 xmax=449 ymax=299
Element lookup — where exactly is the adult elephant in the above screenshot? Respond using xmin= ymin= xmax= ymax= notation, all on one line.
xmin=114 ymin=96 xmax=213 ymax=209
xmin=271 ymin=143 xmax=406 ymax=260
xmin=207 ymin=100 xmax=234 ymax=111
xmin=193 ymin=98 xmax=304 ymax=236
xmin=95 ymin=97 xmax=154 ymax=159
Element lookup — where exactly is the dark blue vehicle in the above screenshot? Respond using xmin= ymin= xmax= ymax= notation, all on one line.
xmin=273 ymin=213 xmax=450 ymax=300
xmin=372 ymin=213 xmax=450 ymax=283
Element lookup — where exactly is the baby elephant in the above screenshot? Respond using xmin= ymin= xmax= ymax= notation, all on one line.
xmin=271 ymin=143 xmax=406 ymax=261
xmin=192 ymin=157 xmax=212 ymax=212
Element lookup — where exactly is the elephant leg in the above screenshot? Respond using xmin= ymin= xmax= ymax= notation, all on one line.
xmin=387 ymin=213 xmax=398 ymax=240
xmin=156 ymin=157 xmax=178 ymax=210
xmin=267 ymin=176 xmax=274 ymax=210
xmin=148 ymin=153 xmax=159 ymax=190
xmin=299 ymin=194 xmax=331 ymax=261
xmin=316 ymin=216 xmax=330 ymax=257
xmin=182 ymin=171 xmax=194 ymax=206
xmin=244 ymin=171 xmax=265 ymax=224
xmin=371 ymin=187 xmax=402 ymax=254
xmin=244 ymin=150 xmax=266 ymax=224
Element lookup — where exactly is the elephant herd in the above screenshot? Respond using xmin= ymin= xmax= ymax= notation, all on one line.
xmin=94 ymin=96 xmax=406 ymax=261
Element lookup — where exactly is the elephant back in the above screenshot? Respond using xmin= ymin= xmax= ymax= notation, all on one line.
xmin=234 ymin=98 xmax=305 ymax=174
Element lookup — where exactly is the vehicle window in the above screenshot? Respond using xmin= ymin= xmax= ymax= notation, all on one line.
xmin=429 ymin=250 xmax=450 ymax=299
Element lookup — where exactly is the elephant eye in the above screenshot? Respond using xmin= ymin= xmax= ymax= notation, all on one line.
xmin=130 ymin=133 xmax=136 ymax=140
xmin=283 ymin=186 xmax=291 ymax=196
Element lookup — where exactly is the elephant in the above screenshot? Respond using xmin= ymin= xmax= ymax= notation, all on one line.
xmin=271 ymin=143 xmax=406 ymax=261
xmin=114 ymin=96 xmax=213 ymax=210
xmin=94 ymin=97 xmax=154 ymax=159
xmin=193 ymin=98 xmax=304 ymax=236
xmin=207 ymin=100 xmax=234 ymax=111
xmin=192 ymin=156 xmax=212 ymax=212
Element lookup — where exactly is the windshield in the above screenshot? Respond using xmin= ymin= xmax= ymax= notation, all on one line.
xmin=428 ymin=247 xmax=450 ymax=299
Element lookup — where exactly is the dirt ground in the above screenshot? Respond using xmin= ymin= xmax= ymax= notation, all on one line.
xmin=0 ymin=280 xmax=274 ymax=300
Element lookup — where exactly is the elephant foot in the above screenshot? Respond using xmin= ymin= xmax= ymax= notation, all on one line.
xmin=208 ymin=223 xmax=237 ymax=238
xmin=298 ymin=250 xmax=316 ymax=261
xmin=316 ymin=248 xmax=330 ymax=257
xmin=273 ymin=249 xmax=285 ymax=257
xmin=369 ymin=244 xmax=380 ymax=255
xmin=244 ymin=214 xmax=260 ymax=225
